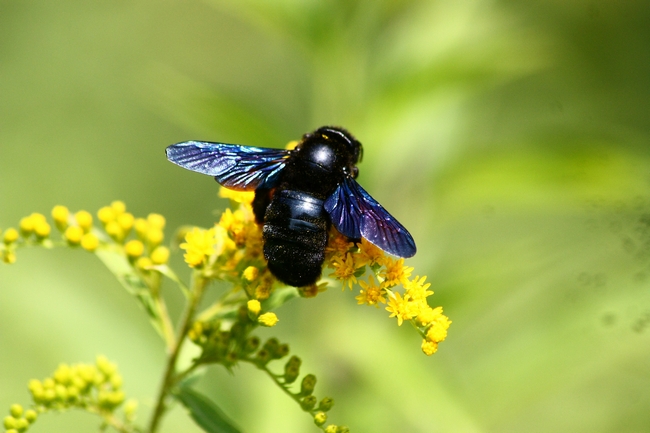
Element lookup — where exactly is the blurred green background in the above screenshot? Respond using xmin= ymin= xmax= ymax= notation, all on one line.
xmin=2 ymin=1 xmax=650 ymax=432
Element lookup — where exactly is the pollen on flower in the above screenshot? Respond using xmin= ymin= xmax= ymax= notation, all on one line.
xmin=180 ymin=227 xmax=217 ymax=268
xmin=379 ymin=257 xmax=414 ymax=287
xmin=355 ymin=276 xmax=386 ymax=307
xmin=258 ymin=312 xmax=279 ymax=327
xmin=386 ymin=291 xmax=416 ymax=326
xmin=329 ymin=252 xmax=357 ymax=290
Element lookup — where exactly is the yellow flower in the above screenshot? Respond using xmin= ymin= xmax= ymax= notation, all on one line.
xmin=20 ymin=213 xmax=46 ymax=237
xmin=146 ymin=228 xmax=164 ymax=247
xmin=111 ymin=200 xmax=126 ymax=215
xmin=386 ymin=291 xmax=416 ymax=326
xmin=105 ymin=221 xmax=124 ymax=241
xmin=74 ymin=210 xmax=93 ymax=232
xmin=2 ymin=250 xmax=16 ymax=264
xmin=134 ymin=218 xmax=148 ymax=239
xmin=379 ymin=257 xmax=414 ymax=287
xmin=355 ymin=276 xmax=386 ymax=307
xmin=325 ymin=230 xmax=354 ymax=258
xmin=147 ymin=213 xmax=166 ymax=230
xmin=150 ymin=246 xmax=170 ymax=264
xmin=97 ymin=206 xmax=116 ymax=224
xmin=356 ymin=238 xmax=384 ymax=267
xmin=425 ymin=307 xmax=451 ymax=343
xmin=81 ymin=233 xmax=99 ymax=252
xmin=3 ymin=228 xmax=19 ymax=244
xmin=247 ymin=299 xmax=261 ymax=316
xmin=243 ymin=266 xmax=259 ymax=281
xmin=117 ymin=212 xmax=134 ymax=232
xmin=258 ymin=312 xmax=279 ymax=327
xmin=64 ymin=226 xmax=84 ymax=245
xmin=180 ymin=227 xmax=216 ymax=268
xmin=404 ymin=275 xmax=433 ymax=301
xmin=51 ymin=205 xmax=69 ymax=230
xmin=219 ymin=187 xmax=255 ymax=204
xmin=421 ymin=340 xmax=439 ymax=356
xmin=34 ymin=220 xmax=51 ymax=238
xmin=136 ymin=257 xmax=153 ymax=271
xmin=329 ymin=252 xmax=357 ymax=290
xmin=125 ymin=240 xmax=144 ymax=259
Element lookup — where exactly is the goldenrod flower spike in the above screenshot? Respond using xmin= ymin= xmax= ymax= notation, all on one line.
xmin=180 ymin=227 xmax=217 ymax=268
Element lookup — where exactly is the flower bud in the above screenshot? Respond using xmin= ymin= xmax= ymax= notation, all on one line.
xmin=284 ymin=356 xmax=301 ymax=384
xmin=300 ymin=395 xmax=317 ymax=411
xmin=318 ymin=397 xmax=335 ymax=412
xmin=9 ymin=404 xmax=23 ymax=418
xmin=64 ymin=226 xmax=83 ymax=245
xmin=74 ymin=210 xmax=93 ymax=231
xmin=52 ymin=205 xmax=70 ymax=230
xmin=3 ymin=228 xmax=18 ymax=244
xmin=81 ymin=233 xmax=99 ymax=252
xmin=314 ymin=411 xmax=327 ymax=426
xmin=258 ymin=312 xmax=279 ymax=327
xmin=150 ymin=246 xmax=170 ymax=265
xmin=247 ymin=299 xmax=261 ymax=317
xmin=125 ymin=240 xmax=144 ymax=259
xmin=300 ymin=374 xmax=317 ymax=396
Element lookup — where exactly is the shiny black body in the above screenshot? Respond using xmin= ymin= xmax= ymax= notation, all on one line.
xmin=256 ymin=128 xmax=361 ymax=286
xmin=166 ymin=126 xmax=416 ymax=287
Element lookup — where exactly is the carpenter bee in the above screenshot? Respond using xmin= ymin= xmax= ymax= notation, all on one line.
xmin=166 ymin=126 xmax=416 ymax=287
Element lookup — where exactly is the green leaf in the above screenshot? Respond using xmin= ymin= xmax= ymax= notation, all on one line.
xmin=173 ymin=385 xmax=242 ymax=433
xmin=261 ymin=285 xmax=298 ymax=311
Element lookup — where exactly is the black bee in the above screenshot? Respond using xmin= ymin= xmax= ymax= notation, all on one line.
xmin=166 ymin=126 xmax=416 ymax=287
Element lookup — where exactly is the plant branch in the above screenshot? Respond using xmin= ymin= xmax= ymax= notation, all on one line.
xmin=146 ymin=271 xmax=208 ymax=433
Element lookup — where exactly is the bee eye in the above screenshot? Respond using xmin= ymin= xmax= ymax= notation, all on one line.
xmin=351 ymin=166 xmax=359 ymax=178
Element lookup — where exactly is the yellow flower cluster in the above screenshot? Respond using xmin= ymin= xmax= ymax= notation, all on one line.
xmin=4 ymin=356 xmax=136 ymax=433
xmin=180 ymin=187 xmax=271 ymax=298
xmin=1 ymin=201 xmax=170 ymax=274
xmin=326 ymin=232 xmax=451 ymax=356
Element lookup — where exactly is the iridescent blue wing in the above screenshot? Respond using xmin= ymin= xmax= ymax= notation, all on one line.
xmin=324 ymin=177 xmax=416 ymax=257
xmin=166 ymin=141 xmax=290 ymax=191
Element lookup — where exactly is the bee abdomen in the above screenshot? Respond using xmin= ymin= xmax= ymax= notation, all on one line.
xmin=263 ymin=190 xmax=329 ymax=287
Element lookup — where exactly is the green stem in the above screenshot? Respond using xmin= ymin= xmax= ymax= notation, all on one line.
xmin=148 ymin=274 xmax=175 ymax=351
xmin=146 ymin=271 xmax=208 ymax=433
